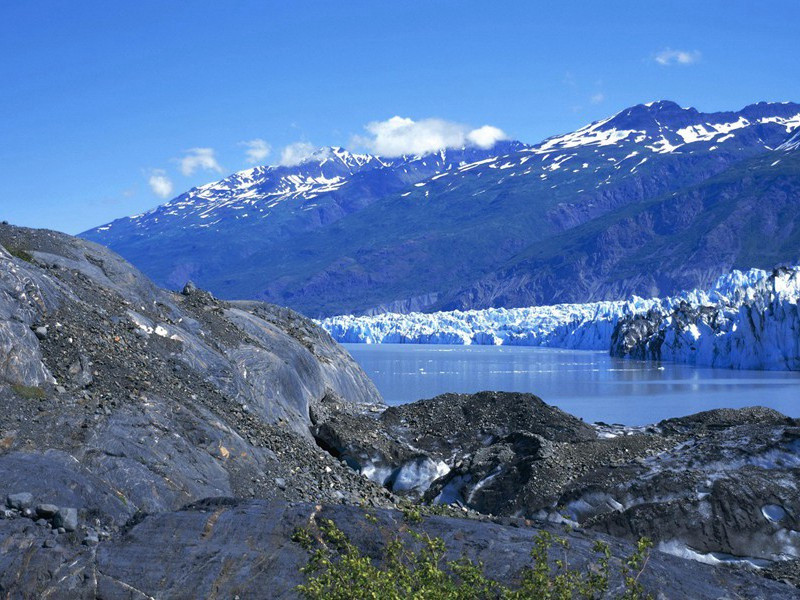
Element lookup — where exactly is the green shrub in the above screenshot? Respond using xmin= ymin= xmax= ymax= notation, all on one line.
xmin=295 ymin=517 xmax=652 ymax=599
xmin=6 ymin=247 xmax=34 ymax=263
xmin=11 ymin=384 xmax=46 ymax=400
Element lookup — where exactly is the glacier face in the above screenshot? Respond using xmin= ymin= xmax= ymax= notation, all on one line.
xmin=319 ymin=266 xmax=800 ymax=370
xmin=612 ymin=267 xmax=800 ymax=370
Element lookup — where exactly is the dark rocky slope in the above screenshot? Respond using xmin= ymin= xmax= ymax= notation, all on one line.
xmin=1 ymin=223 xmax=797 ymax=597
xmin=319 ymin=392 xmax=800 ymax=584
xmin=0 ymin=223 xmax=392 ymax=521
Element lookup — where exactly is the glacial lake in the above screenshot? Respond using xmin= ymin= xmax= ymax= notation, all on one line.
xmin=343 ymin=344 xmax=800 ymax=425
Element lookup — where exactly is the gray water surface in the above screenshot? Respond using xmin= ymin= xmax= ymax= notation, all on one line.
xmin=343 ymin=344 xmax=800 ymax=425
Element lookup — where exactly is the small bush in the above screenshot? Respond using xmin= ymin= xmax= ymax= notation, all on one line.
xmin=11 ymin=384 xmax=46 ymax=400
xmin=6 ymin=247 xmax=34 ymax=263
xmin=295 ymin=517 xmax=652 ymax=599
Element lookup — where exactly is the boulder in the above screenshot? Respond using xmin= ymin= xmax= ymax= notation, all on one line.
xmin=6 ymin=492 xmax=33 ymax=511
xmin=53 ymin=508 xmax=78 ymax=532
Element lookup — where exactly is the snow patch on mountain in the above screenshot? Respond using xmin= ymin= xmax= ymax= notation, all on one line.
xmin=778 ymin=129 xmax=800 ymax=152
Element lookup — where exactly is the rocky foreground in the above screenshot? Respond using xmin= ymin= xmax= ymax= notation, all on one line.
xmin=0 ymin=223 xmax=798 ymax=598
xmin=318 ymin=392 xmax=800 ymax=574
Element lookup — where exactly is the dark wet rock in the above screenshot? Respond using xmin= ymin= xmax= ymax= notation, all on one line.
xmin=0 ymin=223 xmax=391 ymax=526
xmin=318 ymin=389 xmax=800 ymax=574
xmin=764 ymin=559 xmax=800 ymax=588
xmin=314 ymin=391 xmax=598 ymax=494
xmin=35 ymin=503 xmax=59 ymax=518
xmin=659 ymin=405 xmax=795 ymax=433
xmin=562 ymin=420 xmax=800 ymax=564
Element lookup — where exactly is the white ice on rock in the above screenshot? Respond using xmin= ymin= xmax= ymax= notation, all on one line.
xmin=319 ymin=266 xmax=800 ymax=371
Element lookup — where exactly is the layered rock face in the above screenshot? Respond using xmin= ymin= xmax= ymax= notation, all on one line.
xmin=5 ymin=500 xmax=797 ymax=599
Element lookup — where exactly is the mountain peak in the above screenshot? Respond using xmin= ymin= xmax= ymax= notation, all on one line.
xmin=270 ymin=146 xmax=382 ymax=171
xmin=641 ymin=100 xmax=689 ymax=111
xmin=602 ymin=100 xmax=698 ymax=131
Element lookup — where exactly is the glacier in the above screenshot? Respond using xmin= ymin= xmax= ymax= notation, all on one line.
xmin=611 ymin=267 xmax=800 ymax=370
xmin=319 ymin=266 xmax=800 ymax=370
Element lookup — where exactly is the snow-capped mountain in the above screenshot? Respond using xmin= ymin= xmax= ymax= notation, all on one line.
xmin=90 ymin=142 xmax=526 ymax=240
xmin=536 ymin=100 xmax=800 ymax=154
xmin=83 ymin=101 xmax=800 ymax=317
xmin=320 ymin=265 xmax=800 ymax=370
xmin=122 ymin=147 xmax=387 ymax=230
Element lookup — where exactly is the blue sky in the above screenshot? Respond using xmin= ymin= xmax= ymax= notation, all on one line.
xmin=2 ymin=1 xmax=799 ymax=234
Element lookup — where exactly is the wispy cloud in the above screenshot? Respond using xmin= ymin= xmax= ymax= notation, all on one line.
xmin=590 ymin=92 xmax=605 ymax=104
xmin=240 ymin=138 xmax=271 ymax=164
xmin=147 ymin=169 xmax=173 ymax=198
xmin=179 ymin=147 xmax=223 ymax=176
xmin=654 ymin=48 xmax=701 ymax=66
xmin=354 ymin=116 xmax=508 ymax=156
xmin=279 ymin=142 xmax=317 ymax=166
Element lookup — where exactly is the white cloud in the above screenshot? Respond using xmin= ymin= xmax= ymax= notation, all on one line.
xmin=240 ymin=138 xmax=271 ymax=164
xmin=355 ymin=116 xmax=508 ymax=156
xmin=590 ymin=92 xmax=605 ymax=104
xmin=279 ymin=142 xmax=318 ymax=166
xmin=179 ymin=147 xmax=223 ymax=176
xmin=147 ymin=169 xmax=173 ymax=198
xmin=655 ymin=48 xmax=701 ymax=66
xmin=466 ymin=125 xmax=508 ymax=149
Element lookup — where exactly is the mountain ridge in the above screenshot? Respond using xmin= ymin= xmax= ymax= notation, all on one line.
xmin=82 ymin=100 xmax=800 ymax=317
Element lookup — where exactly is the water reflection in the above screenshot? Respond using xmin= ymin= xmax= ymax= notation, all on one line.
xmin=344 ymin=344 xmax=800 ymax=425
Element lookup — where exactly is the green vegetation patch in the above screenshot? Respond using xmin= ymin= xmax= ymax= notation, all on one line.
xmin=294 ymin=517 xmax=653 ymax=599
xmin=6 ymin=246 xmax=34 ymax=263
xmin=11 ymin=384 xmax=46 ymax=400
